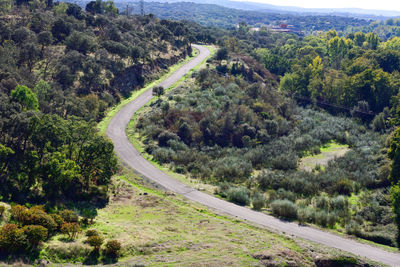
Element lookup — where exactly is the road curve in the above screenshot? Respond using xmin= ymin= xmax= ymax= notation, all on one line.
xmin=107 ymin=44 xmax=400 ymax=267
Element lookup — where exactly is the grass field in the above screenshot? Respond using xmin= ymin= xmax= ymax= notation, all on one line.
xmin=299 ymin=142 xmax=350 ymax=172
xmin=38 ymin=167 xmax=371 ymax=266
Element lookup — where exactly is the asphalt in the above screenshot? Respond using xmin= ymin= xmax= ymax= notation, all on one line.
xmin=107 ymin=44 xmax=400 ymax=267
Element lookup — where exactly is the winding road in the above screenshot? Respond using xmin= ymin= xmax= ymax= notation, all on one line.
xmin=107 ymin=45 xmax=400 ymax=267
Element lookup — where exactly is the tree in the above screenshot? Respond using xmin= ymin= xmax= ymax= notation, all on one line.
xmin=66 ymin=31 xmax=96 ymax=55
xmin=11 ymin=85 xmax=39 ymax=111
xmin=86 ymin=0 xmax=118 ymax=14
xmin=38 ymin=31 xmax=53 ymax=49
xmin=365 ymin=32 xmax=380 ymax=50
xmin=216 ymin=47 xmax=228 ymax=61
xmin=60 ymin=222 xmax=81 ymax=240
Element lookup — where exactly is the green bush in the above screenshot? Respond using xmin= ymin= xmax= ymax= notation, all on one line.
xmin=25 ymin=210 xmax=57 ymax=233
xmin=23 ymin=225 xmax=48 ymax=248
xmin=297 ymin=207 xmax=315 ymax=224
xmin=51 ymin=214 xmax=65 ymax=230
xmin=271 ymin=199 xmax=298 ymax=219
xmin=61 ymin=222 xmax=81 ymax=240
xmin=216 ymin=182 xmax=231 ymax=198
xmin=0 ymin=224 xmax=27 ymax=253
xmin=11 ymin=205 xmax=28 ymax=222
xmin=104 ymin=240 xmax=121 ymax=258
xmin=315 ymin=211 xmax=328 ymax=227
xmin=87 ymin=235 xmax=104 ymax=251
xmin=251 ymin=192 xmax=266 ymax=211
xmin=86 ymin=229 xmax=100 ymax=237
xmin=227 ymin=187 xmax=250 ymax=206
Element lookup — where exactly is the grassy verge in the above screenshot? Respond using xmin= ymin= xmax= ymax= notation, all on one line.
xmin=97 ymin=47 xmax=200 ymax=135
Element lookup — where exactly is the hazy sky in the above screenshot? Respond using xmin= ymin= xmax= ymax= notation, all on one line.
xmin=236 ymin=0 xmax=400 ymax=11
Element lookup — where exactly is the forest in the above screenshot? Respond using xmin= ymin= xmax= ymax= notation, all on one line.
xmin=0 ymin=0 xmax=216 ymax=260
xmin=133 ymin=24 xmax=400 ymax=248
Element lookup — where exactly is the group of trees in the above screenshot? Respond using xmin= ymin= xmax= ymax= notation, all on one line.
xmin=0 ymin=86 xmax=117 ymax=203
xmin=255 ymin=30 xmax=399 ymax=118
xmin=134 ymin=30 xmax=398 ymax=246
xmin=0 ymin=0 xmax=219 ymax=204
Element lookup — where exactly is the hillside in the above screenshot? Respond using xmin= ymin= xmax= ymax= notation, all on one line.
xmin=113 ymin=1 xmax=370 ymax=32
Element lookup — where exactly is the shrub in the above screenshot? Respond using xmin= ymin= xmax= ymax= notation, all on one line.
xmin=87 ymin=235 xmax=104 ymax=251
xmin=314 ymin=195 xmax=330 ymax=211
xmin=227 ymin=187 xmax=250 ymax=206
xmin=104 ymin=240 xmax=121 ymax=258
xmin=332 ymin=179 xmax=354 ymax=196
xmin=152 ymin=147 xmax=175 ymax=163
xmin=23 ymin=208 xmax=57 ymax=233
xmin=152 ymin=86 xmax=165 ymax=97
xmin=51 ymin=214 xmax=65 ymax=230
xmin=86 ymin=229 xmax=100 ymax=237
xmin=345 ymin=220 xmax=361 ymax=236
xmin=271 ymin=154 xmax=298 ymax=170
xmin=60 ymin=209 xmax=79 ymax=223
xmin=315 ymin=211 xmax=328 ymax=227
xmin=216 ymin=182 xmax=231 ymax=198
xmin=297 ymin=207 xmax=315 ymax=224
xmin=0 ymin=224 xmax=26 ymax=253
xmin=11 ymin=205 xmax=28 ymax=222
xmin=251 ymin=192 xmax=266 ymax=210
xmin=61 ymin=222 xmax=81 ymax=240
xmin=330 ymin=195 xmax=349 ymax=217
xmin=23 ymin=225 xmax=48 ymax=248
xmin=327 ymin=213 xmax=338 ymax=228
xmin=271 ymin=199 xmax=297 ymax=219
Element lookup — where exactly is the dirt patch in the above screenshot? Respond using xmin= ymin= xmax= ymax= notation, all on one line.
xmin=251 ymin=248 xmax=308 ymax=266
xmin=299 ymin=143 xmax=350 ymax=172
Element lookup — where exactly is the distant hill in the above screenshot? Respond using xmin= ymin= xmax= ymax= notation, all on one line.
xmin=111 ymin=1 xmax=370 ymax=32
xmin=133 ymin=0 xmax=400 ymax=20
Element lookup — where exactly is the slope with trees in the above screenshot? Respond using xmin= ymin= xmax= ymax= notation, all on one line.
xmin=132 ymin=26 xmax=400 ymax=248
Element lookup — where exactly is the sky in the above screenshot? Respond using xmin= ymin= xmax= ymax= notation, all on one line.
xmin=235 ymin=0 xmax=400 ymax=11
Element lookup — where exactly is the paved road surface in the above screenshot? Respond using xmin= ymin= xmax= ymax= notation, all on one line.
xmin=107 ymin=44 xmax=400 ymax=267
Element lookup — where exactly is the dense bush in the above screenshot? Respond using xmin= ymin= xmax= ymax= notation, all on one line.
xmin=87 ymin=235 xmax=104 ymax=251
xmin=271 ymin=199 xmax=298 ymax=219
xmin=23 ymin=225 xmax=48 ymax=248
xmin=61 ymin=223 xmax=81 ymax=240
xmin=251 ymin=192 xmax=266 ymax=210
xmin=0 ymin=224 xmax=27 ymax=254
xmin=104 ymin=240 xmax=122 ymax=258
xmin=227 ymin=187 xmax=250 ymax=206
